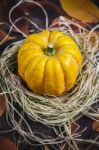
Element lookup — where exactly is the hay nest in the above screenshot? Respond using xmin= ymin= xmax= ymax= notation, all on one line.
xmin=0 ymin=0 xmax=99 ymax=148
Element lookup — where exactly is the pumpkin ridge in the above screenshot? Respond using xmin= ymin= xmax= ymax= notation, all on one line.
xmin=49 ymin=58 xmax=56 ymax=96
xmin=47 ymin=31 xmax=51 ymax=45
xmin=23 ymin=34 xmax=45 ymax=48
xmin=62 ymin=53 xmax=79 ymax=72
xmin=23 ymin=55 xmax=42 ymax=80
xmin=43 ymin=58 xmax=55 ymax=95
xmin=18 ymin=51 xmax=43 ymax=78
xmin=54 ymin=32 xmax=64 ymax=40
xmin=49 ymin=31 xmax=63 ymax=46
xmin=61 ymin=48 xmax=81 ymax=63
xmin=41 ymin=58 xmax=49 ymax=95
xmin=51 ymin=58 xmax=57 ymax=96
xmin=56 ymin=58 xmax=66 ymax=91
xmin=59 ymin=45 xmax=83 ymax=66
xmin=24 ymin=57 xmax=42 ymax=89
xmin=62 ymin=54 xmax=78 ymax=79
xmin=18 ymin=50 xmax=39 ymax=66
xmin=53 ymin=35 xmax=64 ymax=48
xmin=55 ymin=35 xmax=78 ymax=50
xmin=38 ymin=30 xmax=50 ymax=48
xmin=54 ymin=35 xmax=69 ymax=50
xmin=18 ymin=43 xmax=41 ymax=58
xmin=57 ymin=55 xmax=76 ymax=91
xmin=30 ymin=56 xmax=48 ymax=93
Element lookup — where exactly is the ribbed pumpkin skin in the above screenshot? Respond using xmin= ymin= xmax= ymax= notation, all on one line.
xmin=18 ymin=30 xmax=83 ymax=96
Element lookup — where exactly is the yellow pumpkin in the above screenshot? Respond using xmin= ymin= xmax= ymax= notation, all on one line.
xmin=18 ymin=30 xmax=83 ymax=96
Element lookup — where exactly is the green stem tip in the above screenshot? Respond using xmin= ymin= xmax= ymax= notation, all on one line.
xmin=44 ymin=43 xmax=56 ymax=56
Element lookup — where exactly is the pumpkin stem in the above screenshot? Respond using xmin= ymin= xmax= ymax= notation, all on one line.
xmin=44 ymin=43 xmax=56 ymax=56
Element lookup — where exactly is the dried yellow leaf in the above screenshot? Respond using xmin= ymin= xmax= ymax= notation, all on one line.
xmin=60 ymin=0 xmax=99 ymax=23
